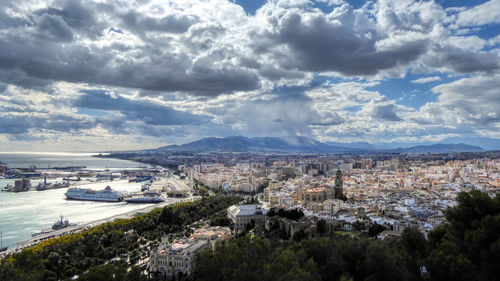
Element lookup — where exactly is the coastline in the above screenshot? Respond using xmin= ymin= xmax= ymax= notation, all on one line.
xmin=0 ymin=152 xmax=194 ymax=252
xmin=2 ymin=192 xmax=199 ymax=257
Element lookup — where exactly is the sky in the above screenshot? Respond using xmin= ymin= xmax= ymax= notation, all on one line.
xmin=0 ymin=0 xmax=500 ymax=151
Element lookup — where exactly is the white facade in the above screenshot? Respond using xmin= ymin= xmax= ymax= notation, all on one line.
xmin=227 ymin=204 xmax=268 ymax=232
xmin=149 ymin=227 xmax=231 ymax=279
xmin=149 ymin=238 xmax=207 ymax=279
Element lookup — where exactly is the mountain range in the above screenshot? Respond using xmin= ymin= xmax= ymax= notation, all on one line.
xmin=156 ymin=136 xmax=484 ymax=154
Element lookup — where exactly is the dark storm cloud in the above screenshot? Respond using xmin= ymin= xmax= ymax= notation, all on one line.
xmin=0 ymin=0 xmax=261 ymax=96
xmin=0 ymin=33 xmax=260 ymax=95
xmin=251 ymin=2 xmax=499 ymax=78
xmin=254 ymin=4 xmax=429 ymax=76
xmin=277 ymin=15 xmax=426 ymax=75
xmin=423 ymin=45 xmax=500 ymax=73
xmin=35 ymin=0 xmax=107 ymax=39
xmin=0 ymin=33 xmax=109 ymax=84
xmin=0 ymin=115 xmax=96 ymax=134
xmin=75 ymin=90 xmax=211 ymax=126
xmin=0 ymin=9 xmax=31 ymax=29
xmin=35 ymin=13 xmax=75 ymax=42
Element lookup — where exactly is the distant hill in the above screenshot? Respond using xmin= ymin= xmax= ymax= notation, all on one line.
xmin=155 ymin=136 xmax=483 ymax=154
xmin=390 ymin=143 xmax=483 ymax=153
xmin=158 ymin=136 xmax=354 ymax=153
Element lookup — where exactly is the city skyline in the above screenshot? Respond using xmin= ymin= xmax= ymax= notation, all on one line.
xmin=1 ymin=0 xmax=500 ymax=151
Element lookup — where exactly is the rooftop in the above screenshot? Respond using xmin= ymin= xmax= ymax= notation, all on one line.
xmin=228 ymin=204 xmax=268 ymax=217
xmin=159 ymin=239 xmax=208 ymax=255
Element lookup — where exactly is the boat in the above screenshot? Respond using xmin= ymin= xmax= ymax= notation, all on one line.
xmin=20 ymin=172 xmax=42 ymax=177
xmin=32 ymin=215 xmax=77 ymax=237
xmin=0 ymin=232 xmax=7 ymax=252
xmin=135 ymin=175 xmax=153 ymax=182
xmin=126 ymin=196 xmax=164 ymax=204
xmin=52 ymin=215 xmax=76 ymax=230
xmin=65 ymin=186 xmax=124 ymax=202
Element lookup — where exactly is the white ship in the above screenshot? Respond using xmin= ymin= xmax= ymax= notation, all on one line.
xmin=65 ymin=186 xmax=124 ymax=202
xmin=126 ymin=196 xmax=164 ymax=204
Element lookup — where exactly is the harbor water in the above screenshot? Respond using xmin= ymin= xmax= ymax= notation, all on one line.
xmin=0 ymin=153 xmax=156 ymax=248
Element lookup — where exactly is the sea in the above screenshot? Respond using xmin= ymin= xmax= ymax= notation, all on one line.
xmin=0 ymin=152 xmax=157 ymax=248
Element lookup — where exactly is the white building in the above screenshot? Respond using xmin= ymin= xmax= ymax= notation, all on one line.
xmin=149 ymin=227 xmax=230 ymax=279
xmin=227 ymin=204 xmax=268 ymax=232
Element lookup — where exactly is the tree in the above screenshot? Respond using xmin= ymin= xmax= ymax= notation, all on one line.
xmin=79 ymin=263 xmax=127 ymax=281
xmin=210 ymin=216 xmax=233 ymax=228
xmin=400 ymin=227 xmax=428 ymax=260
xmin=368 ymin=223 xmax=385 ymax=238
xmin=425 ymin=191 xmax=500 ymax=281
xmin=352 ymin=221 xmax=365 ymax=232
xmin=158 ymin=207 xmax=174 ymax=225
xmin=316 ymin=219 xmax=327 ymax=235
xmin=293 ymin=229 xmax=307 ymax=242
xmin=198 ymin=187 xmax=208 ymax=197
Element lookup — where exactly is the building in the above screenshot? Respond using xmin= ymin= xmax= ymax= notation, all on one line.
xmin=149 ymin=226 xmax=230 ymax=279
xmin=334 ymin=169 xmax=344 ymax=199
xmin=268 ymin=181 xmax=283 ymax=190
xmin=236 ymin=182 xmax=257 ymax=193
xmin=227 ymin=204 xmax=268 ymax=232
xmin=297 ymin=187 xmax=327 ymax=203
xmin=282 ymin=166 xmax=296 ymax=177
xmin=323 ymin=199 xmax=344 ymax=214
xmin=14 ymin=178 xmax=30 ymax=192
xmin=265 ymin=216 xmax=312 ymax=239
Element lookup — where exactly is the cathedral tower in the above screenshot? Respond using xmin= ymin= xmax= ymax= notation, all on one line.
xmin=334 ymin=169 xmax=343 ymax=199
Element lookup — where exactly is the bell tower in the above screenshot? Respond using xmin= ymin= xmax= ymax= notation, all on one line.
xmin=334 ymin=169 xmax=343 ymax=199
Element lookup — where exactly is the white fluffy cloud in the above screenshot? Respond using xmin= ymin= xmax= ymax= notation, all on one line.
xmin=455 ymin=0 xmax=500 ymax=27
xmin=411 ymin=76 xmax=442 ymax=84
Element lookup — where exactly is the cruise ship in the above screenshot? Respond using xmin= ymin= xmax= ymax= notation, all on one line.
xmin=65 ymin=186 xmax=124 ymax=202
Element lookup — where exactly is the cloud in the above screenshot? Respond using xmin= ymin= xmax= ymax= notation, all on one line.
xmin=75 ymin=90 xmax=211 ymax=126
xmin=1 ymin=0 xmax=499 ymax=96
xmin=455 ymin=0 xmax=500 ymax=27
xmin=215 ymin=90 xmax=346 ymax=137
xmin=35 ymin=13 xmax=75 ymax=42
xmin=427 ymin=74 xmax=500 ymax=124
xmin=0 ymin=114 xmax=97 ymax=134
xmin=363 ymin=102 xmax=402 ymax=121
xmin=422 ymin=44 xmax=499 ymax=73
xmin=0 ymin=0 xmax=261 ymax=96
xmin=411 ymin=76 xmax=442 ymax=84
xmin=0 ymin=0 xmax=500 ymax=150
xmin=120 ymin=10 xmax=197 ymax=34
xmin=252 ymin=2 xmax=429 ymax=76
